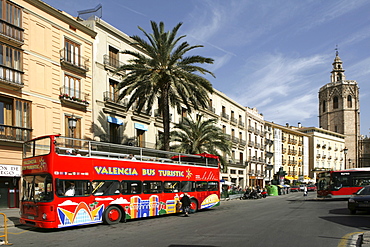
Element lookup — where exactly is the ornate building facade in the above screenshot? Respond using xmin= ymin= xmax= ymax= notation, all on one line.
xmin=318 ymin=52 xmax=360 ymax=168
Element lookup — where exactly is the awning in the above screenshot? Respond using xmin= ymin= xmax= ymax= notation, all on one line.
xmin=107 ymin=116 xmax=123 ymax=125
xmin=285 ymin=176 xmax=295 ymax=180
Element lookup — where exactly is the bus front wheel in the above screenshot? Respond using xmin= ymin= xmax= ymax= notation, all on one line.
xmin=103 ymin=206 xmax=122 ymax=224
xmin=190 ymin=199 xmax=198 ymax=213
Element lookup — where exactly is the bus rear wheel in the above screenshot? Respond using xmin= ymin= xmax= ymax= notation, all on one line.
xmin=190 ymin=199 xmax=198 ymax=213
xmin=103 ymin=206 xmax=122 ymax=225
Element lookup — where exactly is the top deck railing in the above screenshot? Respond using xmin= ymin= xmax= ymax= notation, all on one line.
xmin=53 ymin=136 xmax=219 ymax=168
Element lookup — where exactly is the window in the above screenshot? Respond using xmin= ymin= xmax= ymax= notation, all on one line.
xmin=208 ymin=182 xmax=219 ymax=191
xmin=92 ymin=180 xmax=120 ymax=196
xmin=64 ymin=39 xmax=80 ymax=67
xmin=347 ymin=95 xmax=352 ymax=108
xmin=143 ymin=181 xmax=162 ymax=194
xmin=64 ymin=74 xmax=81 ymax=99
xmin=0 ymin=95 xmax=31 ymax=140
xmin=121 ymin=181 xmax=142 ymax=194
xmin=109 ymin=79 xmax=119 ymax=102
xmin=333 ymin=96 xmax=338 ymax=109
xmin=136 ymin=129 xmax=145 ymax=147
xmin=180 ymin=181 xmax=195 ymax=192
xmin=196 ymin=181 xmax=208 ymax=191
xmin=56 ymin=179 xmax=91 ymax=197
xmin=163 ymin=181 xmax=180 ymax=193
xmin=22 ymin=174 xmax=53 ymax=202
xmin=108 ymin=46 xmax=119 ymax=68
xmin=0 ymin=1 xmax=22 ymax=41
xmin=322 ymin=100 xmax=326 ymax=112
xmin=0 ymin=44 xmax=22 ymax=83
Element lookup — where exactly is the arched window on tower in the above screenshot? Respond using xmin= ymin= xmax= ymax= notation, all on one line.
xmin=347 ymin=95 xmax=352 ymax=108
xmin=333 ymin=96 xmax=338 ymax=109
xmin=322 ymin=100 xmax=326 ymax=112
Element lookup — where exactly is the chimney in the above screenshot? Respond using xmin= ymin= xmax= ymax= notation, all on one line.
xmin=286 ymin=123 xmax=289 ymax=127
xmin=298 ymin=122 xmax=302 ymax=128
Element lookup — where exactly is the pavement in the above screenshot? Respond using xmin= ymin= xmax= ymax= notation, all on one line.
xmin=0 ymin=208 xmax=21 ymax=228
xmin=0 ymin=199 xmax=370 ymax=246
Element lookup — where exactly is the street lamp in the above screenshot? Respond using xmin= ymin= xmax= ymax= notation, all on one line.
xmin=68 ymin=114 xmax=77 ymax=149
xmin=68 ymin=114 xmax=77 ymax=137
xmin=343 ymin=147 xmax=348 ymax=169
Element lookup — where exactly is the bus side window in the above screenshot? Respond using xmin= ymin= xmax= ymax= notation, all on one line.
xmin=121 ymin=181 xmax=142 ymax=195
xmin=92 ymin=180 xmax=120 ymax=196
xmin=164 ymin=181 xmax=180 ymax=193
xmin=180 ymin=181 xmax=195 ymax=192
xmin=143 ymin=181 xmax=162 ymax=194
xmin=196 ymin=181 xmax=208 ymax=191
xmin=208 ymin=181 xmax=219 ymax=191
xmin=56 ymin=180 xmax=91 ymax=197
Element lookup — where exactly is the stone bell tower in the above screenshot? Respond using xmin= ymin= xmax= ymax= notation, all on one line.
xmin=318 ymin=50 xmax=360 ymax=168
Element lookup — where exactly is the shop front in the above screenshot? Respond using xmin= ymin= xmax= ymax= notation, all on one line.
xmin=0 ymin=164 xmax=21 ymax=208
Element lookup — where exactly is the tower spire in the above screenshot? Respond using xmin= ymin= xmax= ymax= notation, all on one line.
xmin=331 ymin=46 xmax=345 ymax=83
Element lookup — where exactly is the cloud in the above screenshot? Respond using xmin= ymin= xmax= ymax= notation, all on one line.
xmin=110 ymin=197 xmax=130 ymax=204
xmin=58 ymin=200 xmax=78 ymax=206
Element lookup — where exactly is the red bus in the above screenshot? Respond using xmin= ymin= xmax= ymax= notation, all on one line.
xmin=317 ymin=168 xmax=370 ymax=199
xmin=20 ymin=135 xmax=220 ymax=228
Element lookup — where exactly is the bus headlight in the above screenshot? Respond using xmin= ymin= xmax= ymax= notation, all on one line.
xmin=42 ymin=213 xmax=47 ymax=220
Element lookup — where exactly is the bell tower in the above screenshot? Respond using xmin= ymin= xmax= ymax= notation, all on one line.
xmin=318 ymin=50 xmax=360 ymax=168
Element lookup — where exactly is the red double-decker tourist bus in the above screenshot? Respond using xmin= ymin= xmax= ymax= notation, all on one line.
xmin=317 ymin=168 xmax=370 ymax=199
xmin=20 ymin=135 xmax=220 ymax=228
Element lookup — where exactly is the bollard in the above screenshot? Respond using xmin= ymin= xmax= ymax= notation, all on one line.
xmin=0 ymin=213 xmax=12 ymax=245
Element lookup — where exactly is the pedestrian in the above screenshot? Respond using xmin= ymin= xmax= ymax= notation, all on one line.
xmin=303 ymin=185 xmax=308 ymax=197
xmin=180 ymin=193 xmax=191 ymax=217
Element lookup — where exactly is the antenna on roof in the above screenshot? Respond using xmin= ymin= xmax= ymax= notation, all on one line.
xmin=77 ymin=4 xmax=102 ymax=20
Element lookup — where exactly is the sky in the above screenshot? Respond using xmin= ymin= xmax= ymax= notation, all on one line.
xmin=43 ymin=0 xmax=370 ymax=136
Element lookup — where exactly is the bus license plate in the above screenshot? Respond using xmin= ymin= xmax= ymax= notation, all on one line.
xmin=28 ymin=216 xmax=34 ymax=220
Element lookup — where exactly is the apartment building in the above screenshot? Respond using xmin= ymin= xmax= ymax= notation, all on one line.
xmin=0 ymin=0 xmax=95 ymax=208
xmin=297 ymin=127 xmax=345 ymax=180
xmin=211 ymin=89 xmax=247 ymax=188
xmin=246 ymin=107 xmax=266 ymax=187
xmin=266 ymin=122 xmax=309 ymax=182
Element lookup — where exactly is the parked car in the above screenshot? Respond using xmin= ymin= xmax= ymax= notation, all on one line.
xmin=348 ymin=185 xmax=370 ymax=214
xmin=307 ymin=184 xmax=317 ymax=191
xmin=290 ymin=185 xmax=300 ymax=192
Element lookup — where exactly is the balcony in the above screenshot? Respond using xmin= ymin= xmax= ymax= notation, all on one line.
xmin=60 ymin=48 xmax=89 ymax=75
xmin=103 ymin=91 xmax=128 ymax=107
xmin=265 ymin=151 xmax=273 ymax=158
xmin=0 ymin=124 xmax=31 ymax=142
xmin=231 ymin=136 xmax=239 ymax=144
xmin=282 ymin=148 xmax=287 ymax=153
xmin=240 ymin=139 xmax=246 ymax=146
xmin=60 ymin=87 xmax=90 ymax=110
xmin=206 ymin=105 xmax=215 ymax=113
xmin=288 ymin=138 xmax=297 ymax=144
xmin=230 ymin=117 xmax=237 ymax=125
xmin=248 ymin=126 xmax=255 ymax=132
xmin=238 ymin=121 xmax=244 ymax=128
xmin=221 ymin=112 xmax=229 ymax=120
xmin=0 ymin=19 xmax=24 ymax=46
xmin=0 ymin=65 xmax=23 ymax=89
xmin=103 ymin=55 xmax=126 ymax=75
xmin=248 ymin=141 xmax=254 ymax=147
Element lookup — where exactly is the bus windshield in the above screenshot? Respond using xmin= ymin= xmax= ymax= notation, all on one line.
xmin=23 ymin=136 xmax=51 ymax=158
xmin=22 ymin=174 xmax=53 ymax=202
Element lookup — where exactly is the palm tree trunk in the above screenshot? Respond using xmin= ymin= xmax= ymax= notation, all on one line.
xmin=161 ymin=87 xmax=171 ymax=151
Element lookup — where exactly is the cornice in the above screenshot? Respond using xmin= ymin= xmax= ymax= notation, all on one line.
xmin=23 ymin=0 xmax=97 ymax=38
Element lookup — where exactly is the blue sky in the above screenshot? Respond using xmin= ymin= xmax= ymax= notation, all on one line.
xmin=43 ymin=0 xmax=370 ymax=136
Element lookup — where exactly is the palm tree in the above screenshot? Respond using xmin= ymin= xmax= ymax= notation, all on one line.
xmin=116 ymin=21 xmax=215 ymax=151
xmin=171 ymin=115 xmax=232 ymax=171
